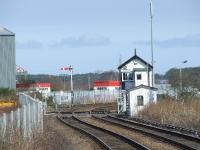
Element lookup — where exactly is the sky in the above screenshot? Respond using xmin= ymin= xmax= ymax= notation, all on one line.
xmin=0 ymin=0 xmax=200 ymax=75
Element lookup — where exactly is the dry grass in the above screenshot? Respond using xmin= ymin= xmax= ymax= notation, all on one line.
xmin=137 ymin=98 xmax=200 ymax=131
xmin=0 ymin=128 xmax=52 ymax=150
xmin=0 ymin=117 xmax=69 ymax=150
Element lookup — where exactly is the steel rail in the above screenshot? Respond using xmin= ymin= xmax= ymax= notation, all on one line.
xmin=92 ymin=115 xmax=199 ymax=150
xmin=111 ymin=116 xmax=200 ymax=142
xmin=56 ymin=115 xmax=112 ymax=150
xmin=72 ymin=115 xmax=150 ymax=150
xmin=130 ymin=116 xmax=200 ymax=137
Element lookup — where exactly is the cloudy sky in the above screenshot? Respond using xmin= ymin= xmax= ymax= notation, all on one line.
xmin=0 ymin=0 xmax=200 ymax=74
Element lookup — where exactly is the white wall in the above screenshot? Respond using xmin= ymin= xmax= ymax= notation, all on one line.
xmin=0 ymin=35 xmax=16 ymax=89
xmin=129 ymin=88 xmax=157 ymax=116
xmin=121 ymin=60 xmax=146 ymax=72
xmin=135 ymin=71 xmax=147 ymax=86
xmin=120 ymin=59 xmax=152 ymax=87
xmin=134 ymin=71 xmax=152 ymax=87
xmin=36 ymin=87 xmax=51 ymax=94
xmin=94 ymin=86 xmax=119 ymax=91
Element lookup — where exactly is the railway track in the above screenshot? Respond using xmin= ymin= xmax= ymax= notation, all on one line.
xmin=57 ymin=115 xmax=149 ymax=150
xmin=93 ymin=115 xmax=200 ymax=150
xmin=128 ymin=116 xmax=200 ymax=137
xmin=47 ymin=105 xmax=112 ymax=115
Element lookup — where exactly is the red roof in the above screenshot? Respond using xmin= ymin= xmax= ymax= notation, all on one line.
xmin=93 ymin=80 xmax=120 ymax=87
xmin=34 ymin=83 xmax=51 ymax=88
xmin=16 ymin=82 xmax=51 ymax=89
xmin=16 ymin=83 xmax=32 ymax=88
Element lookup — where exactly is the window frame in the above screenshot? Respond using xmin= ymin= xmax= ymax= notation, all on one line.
xmin=137 ymin=74 xmax=142 ymax=80
xmin=137 ymin=95 xmax=144 ymax=106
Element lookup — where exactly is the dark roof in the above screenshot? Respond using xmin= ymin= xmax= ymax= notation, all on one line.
xmin=118 ymin=54 xmax=153 ymax=69
xmin=128 ymin=84 xmax=158 ymax=91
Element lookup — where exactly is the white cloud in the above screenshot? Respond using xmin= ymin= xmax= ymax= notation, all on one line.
xmin=134 ymin=34 xmax=200 ymax=48
xmin=50 ymin=33 xmax=111 ymax=48
xmin=17 ymin=40 xmax=43 ymax=49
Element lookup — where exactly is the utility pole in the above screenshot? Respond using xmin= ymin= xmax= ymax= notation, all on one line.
xmin=150 ymin=1 xmax=154 ymax=87
xmin=88 ymin=73 xmax=91 ymax=90
xmin=63 ymin=74 xmax=66 ymax=91
xmin=180 ymin=60 xmax=188 ymax=93
xmin=69 ymin=65 xmax=74 ymax=107
xmin=60 ymin=65 xmax=74 ymax=107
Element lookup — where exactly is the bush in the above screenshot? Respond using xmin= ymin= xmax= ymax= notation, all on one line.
xmin=0 ymin=88 xmax=16 ymax=100
xmin=46 ymin=96 xmax=56 ymax=108
xmin=137 ymin=98 xmax=200 ymax=131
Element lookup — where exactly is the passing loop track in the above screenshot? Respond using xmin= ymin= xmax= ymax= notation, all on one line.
xmin=57 ymin=115 xmax=150 ymax=150
xmin=57 ymin=115 xmax=111 ymax=150
xmin=92 ymin=115 xmax=200 ymax=150
xmin=129 ymin=116 xmax=200 ymax=137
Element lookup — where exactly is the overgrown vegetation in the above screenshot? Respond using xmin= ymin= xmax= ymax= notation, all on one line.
xmin=138 ymin=98 xmax=200 ymax=131
xmin=0 ymin=88 xmax=16 ymax=100
xmin=46 ymin=96 xmax=56 ymax=110
xmin=0 ymin=125 xmax=67 ymax=150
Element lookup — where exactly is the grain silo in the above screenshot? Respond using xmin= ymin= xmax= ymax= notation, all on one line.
xmin=0 ymin=27 xmax=16 ymax=89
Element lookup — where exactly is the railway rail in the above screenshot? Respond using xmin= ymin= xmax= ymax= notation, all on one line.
xmin=127 ymin=116 xmax=200 ymax=137
xmin=93 ymin=115 xmax=200 ymax=150
xmin=57 ymin=115 xmax=150 ymax=150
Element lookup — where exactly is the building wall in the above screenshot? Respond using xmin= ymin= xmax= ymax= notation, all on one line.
xmin=94 ymin=86 xmax=119 ymax=91
xmin=0 ymin=35 xmax=15 ymax=89
xmin=35 ymin=87 xmax=51 ymax=94
xmin=135 ymin=71 xmax=152 ymax=87
xmin=122 ymin=60 xmax=146 ymax=71
xmin=120 ymin=59 xmax=152 ymax=88
xmin=129 ymin=88 xmax=157 ymax=116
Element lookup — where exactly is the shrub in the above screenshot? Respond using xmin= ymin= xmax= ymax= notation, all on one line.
xmin=137 ymin=98 xmax=200 ymax=131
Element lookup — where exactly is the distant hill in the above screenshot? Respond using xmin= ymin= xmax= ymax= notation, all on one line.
xmin=17 ymin=70 xmax=119 ymax=91
xmin=17 ymin=67 xmax=200 ymax=91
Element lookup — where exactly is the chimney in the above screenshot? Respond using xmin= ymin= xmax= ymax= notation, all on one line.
xmin=134 ymin=48 xmax=137 ymax=56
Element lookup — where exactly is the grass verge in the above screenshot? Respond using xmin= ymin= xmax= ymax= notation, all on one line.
xmin=137 ymin=98 xmax=200 ymax=131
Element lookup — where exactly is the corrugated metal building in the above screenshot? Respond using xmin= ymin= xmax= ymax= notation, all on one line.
xmin=0 ymin=27 xmax=16 ymax=89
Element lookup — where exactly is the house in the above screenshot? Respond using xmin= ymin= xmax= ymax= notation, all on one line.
xmin=16 ymin=82 xmax=51 ymax=95
xmin=93 ymin=80 xmax=120 ymax=91
xmin=118 ymin=50 xmax=157 ymax=116
xmin=34 ymin=83 xmax=51 ymax=94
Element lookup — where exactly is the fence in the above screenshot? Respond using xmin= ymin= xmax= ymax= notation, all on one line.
xmin=0 ymin=93 xmax=43 ymax=139
xmin=52 ymin=90 xmax=119 ymax=105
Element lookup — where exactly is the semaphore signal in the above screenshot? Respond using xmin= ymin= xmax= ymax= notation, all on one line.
xmin=60 ymin=65 xmax=74 ymax=107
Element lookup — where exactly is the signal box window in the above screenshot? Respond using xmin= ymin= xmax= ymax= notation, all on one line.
xmin=123 ymin=73 xmax=128 ymax=81
xmin=137 ymin=74 xmax=142 ymax=80
xmin=137 ymin=95 xmax=144 ymax=106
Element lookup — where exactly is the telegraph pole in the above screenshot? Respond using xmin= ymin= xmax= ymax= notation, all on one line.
xmin=180 ymin=60 xmax=188 ymax=92
xmin=60 ymin=65 xmax=74 ymax=107
xmin=150 ymin=1 xmax=154 ymax=87
xmin=88 ymin=73 xmax=91 ymax=90
xmin=69 ymin=65 xmax=74 ymax=107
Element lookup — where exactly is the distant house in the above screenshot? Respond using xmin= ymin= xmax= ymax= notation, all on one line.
xmin=34 ymin=83 xmax=51 ymax=94
xmin=93 ymin=80 xmax=120 ymax=91
xmin=118 ymin=50 xmax=157 ymax=116
xmin=16 ymin=82 xmax=51 ymax=94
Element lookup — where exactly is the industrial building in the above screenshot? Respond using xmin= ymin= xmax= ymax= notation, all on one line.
xmin=118 ymin=50 xmax=157 ymax=116
xmin=0 ymin=27 xmax=16 ymax=89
